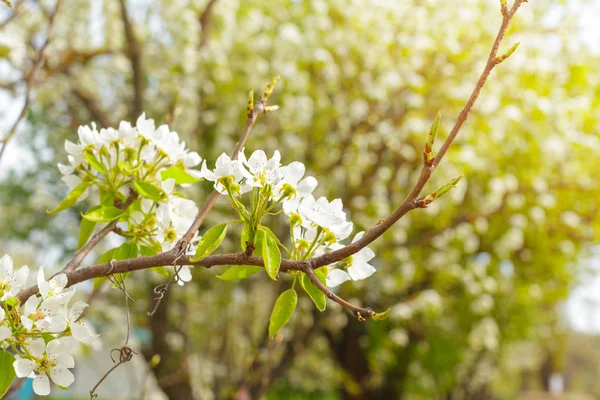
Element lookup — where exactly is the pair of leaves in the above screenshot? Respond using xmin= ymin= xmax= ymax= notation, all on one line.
xmin=190 ymin=223 xmax=228 ymax=262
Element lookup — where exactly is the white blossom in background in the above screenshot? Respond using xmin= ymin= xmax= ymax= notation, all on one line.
xmin=0 ymin=255 xmax=30 ymax=300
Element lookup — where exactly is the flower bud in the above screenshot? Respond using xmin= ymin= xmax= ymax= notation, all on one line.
xmin=288 ymin=212 xmax=302 ymax=226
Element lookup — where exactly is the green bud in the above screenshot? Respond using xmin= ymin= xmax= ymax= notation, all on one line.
xmin=322 ymin=229 xmax=337 ymax=246
xmin=288 ymin=212 xmax=303 ymax=226
xmin=280 ymin=183 xmax=297 ymax=199
xmin=424 ymin=111 xmax=441 ymax=164
xmin=261 ymin=75 xmax=282 ymax=102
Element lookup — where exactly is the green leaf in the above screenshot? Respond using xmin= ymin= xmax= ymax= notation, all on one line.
xmin=0 ymin=350 xmax=16 ymax=398
xmin=216 ymin=265 xmax=263 ymax=280
xmin=92 ymin=243 xmax=138 ymax=289
xmin=151 ymin=267 xmax=171 ymax=277
xmin=260 ymin=230 xmax=281 ymax=281
xmin=269 ymin=289 xmax=297 ymax=339
xmin=190 ymin=223 xmax=228 ymax=262
xmin=258 ymin=225 xmax=286 ymax=250
xmin=3 ymin=297 xmax=18 ymax=308
xmin=77 ymin=207 xmax=99 ymax=250
xmin=372 ymin=308 xmax=391 ymax=321
xmin=113 ymin=241 xmax=139 ymax=260
xmin=140 ymin=245 xmax=160 ymax=256
xmin=82 ymin=205 xmax=124 ymax=222
xmin=133 ymin=181 xmax=164 ymax=203
xmin=47 ymin=182 xmax=89 ymax=214
xmin=241 ymin=225 xmax=250 ymax=252
xmin=161 ymin=166 xmax=201 ymax=184
xmin=84 ymin=150 xmax=108 ymax=175
xmin=300 ymin=270 xmax=327 ymax=311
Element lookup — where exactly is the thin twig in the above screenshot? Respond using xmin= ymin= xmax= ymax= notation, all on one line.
xmin=177 ymin=82 xmax=276 ymax=247
xmin=304 ymin=264 xmax=373 ymax=321
xmin=147 ymin=243 xmax=189 ymax=316
xmin=0 ymin=0 xmax=61 ymax=166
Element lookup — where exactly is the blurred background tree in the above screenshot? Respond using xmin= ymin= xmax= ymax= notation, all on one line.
xmin=1 ymin=0 xmax=599 ymax=399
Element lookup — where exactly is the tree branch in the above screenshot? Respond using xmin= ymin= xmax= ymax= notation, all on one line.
xmin=118 ymin=0 xmax=144 ymax=118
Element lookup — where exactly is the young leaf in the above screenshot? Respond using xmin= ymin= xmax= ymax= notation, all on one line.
xmin=372 ymin=308 xmax=391 ymax=321
xmin=47 ymin=182 xmax=89 ymax=214
xmin=268 ymin=289 xmax=297 ymax=339
xmin=3 ymin=297 xmax=18 ymax=308
xmin=300 ymin=270 xmax=327 ymax=311
xmin=84 ymin=150 xmax=108 ymax=175
xmin=77 ymin=207 xmax=99 ymax=250
xmin=133 ymin=181 xmax=164 ymax=203
xmin=140 ymin=245 xmax=160 ymax=256
xmin=0 ymin=350 xmax=16 ymax=398
xmin=217 ymin=265 xmax=263 ymax=280
xmin=190 ymin=223 xmax=228 ymax=262
xmin=260 ymin=230 xmax=281 ymax=281
xmin=161 ymin=166 xmax=201 ymax=184
xmin=82 ymin=205 xmax=124 ymax=222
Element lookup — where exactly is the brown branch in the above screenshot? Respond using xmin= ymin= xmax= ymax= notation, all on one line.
xmin=304 ymin=264 xmax=373 ymax=320
xmin=198 ymin=0 xmax=219 ymax=48
xmin=118 ymin=0 xmax=144 ymax=118
xmin=0 ymin=0 xmax=61 ymax=165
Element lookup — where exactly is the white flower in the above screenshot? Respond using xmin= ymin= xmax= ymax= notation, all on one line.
xmin=21 ymin=295 xmax=66 ymax=333
xmin=298 ymin=196 xmax=353 ymax=241
xmin=68 ymin=301 xmax=98 ymax=344
xmin=0 ymin=254 xmax=30 ymax=300
xmin=37 ymin=268 xmax=74 ymax=304
xmin=0 ymin=308 xmax=11 ymax=341
xmin=201 ymin=153 xmax=245 ymax=194
xmin=176 ymin=266 xmax=193 ymax=286
xmin=14 ymin=338 xmax=75 ymax=396
xmin=326 ymin=232 xmax=376 ymax=287
xmin=274 ymin=161 xmax=318 ymax=214
xmin=238 ymin=149 xmax=284 ymax=188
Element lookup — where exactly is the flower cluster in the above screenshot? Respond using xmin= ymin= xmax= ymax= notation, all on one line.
xmin=0 ymin=255 xmax=97 ymax=396
xmin=201 ymin=149 xmax=376 ymax=287
xmin=55 ymin=114 xmax=201 ymax=254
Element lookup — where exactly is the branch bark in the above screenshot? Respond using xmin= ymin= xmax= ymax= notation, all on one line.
xmin=118 ymin=0 xmax=144 ymax=118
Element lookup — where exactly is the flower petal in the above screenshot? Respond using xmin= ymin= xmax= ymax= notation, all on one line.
xmin=33 ymin=373 xmax=51 ymax=395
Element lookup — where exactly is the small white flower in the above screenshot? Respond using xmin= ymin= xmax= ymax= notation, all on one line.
xmin=238 ymin=149 xmax=284 ymax=188
xmin=14 ymin=338 xmax=75 ymax=396
xmin=326 ymin=232 xmax=376 ymax=287
xmin=274 ymin=161 xmax=318 ymax=214
xmin=176 ymin=266 xmax=193 ymax=286
xmin=68 ymin=301 xmax=99 ymax=344
xmin=201 ymin=153 xmax=245 ymax=194
xmin=0 ymin=254 xmax=30 ymax=300
xmin=299 ymin=196 xmax=353 ymax=241
xmin=37 ymin=268 xmax=74 ymax=304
